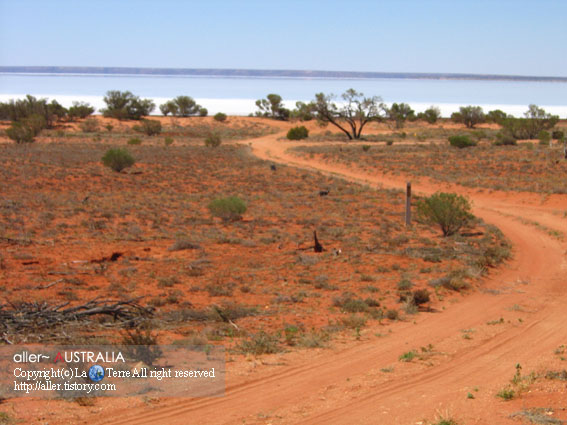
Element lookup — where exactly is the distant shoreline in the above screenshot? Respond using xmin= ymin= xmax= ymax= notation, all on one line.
xmin=2 ymin=66 xmax=567 ymax=83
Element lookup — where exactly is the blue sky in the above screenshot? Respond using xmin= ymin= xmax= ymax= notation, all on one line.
xmin=1 ymin=0 xmax=566 ymax=76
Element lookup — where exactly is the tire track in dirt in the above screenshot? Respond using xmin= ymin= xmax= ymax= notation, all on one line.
xmin=104 ymin=132 xmax=567 ymax=425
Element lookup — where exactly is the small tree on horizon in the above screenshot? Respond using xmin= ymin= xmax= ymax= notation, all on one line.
xmin=451 ymin=106 xmax=485 ymax=129
xmin=311 ymin=89 xmax=387 ymax=140
xmin=387 ymin=103 xmax=415 ymax=128
xmin=255 ymin=94 xmax=290 ymax=120
xmin=102 ymin=90 xmax=155 ymax=120
xmin=417 ymin=106 xmax=441 ymax=124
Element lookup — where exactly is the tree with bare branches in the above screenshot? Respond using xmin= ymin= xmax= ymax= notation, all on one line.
xmin=312 ymin=89 xmax=387 ymax=140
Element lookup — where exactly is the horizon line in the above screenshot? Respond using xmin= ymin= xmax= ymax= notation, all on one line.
xmin=1 ymin=66 xmax=567 ymax=83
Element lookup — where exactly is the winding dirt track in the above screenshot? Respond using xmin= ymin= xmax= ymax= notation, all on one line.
xmin=104 ymin=132 xmax=567 ymax=425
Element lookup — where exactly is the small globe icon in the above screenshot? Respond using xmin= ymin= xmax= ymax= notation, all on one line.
xmin=88 ymin=365 xmax=105 ymax=382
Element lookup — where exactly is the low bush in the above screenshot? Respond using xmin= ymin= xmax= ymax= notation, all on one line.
xmin=385 ymin=309 xmax=399 ymax=320
xmin=101 ymin=148 xmax=135 ymax=172
xmin=416 ymin=192 xmax=473 ymax=237
xmin=552 ymin=130 xmax=565 ymax=140
xmin=127 ymin=137 xmax=142 ymax=145
xmin=397 ymin=279 xmax=413 ymax=290
xmin=5 ymin=120 xmax=37 ymax=143
xmin=399 ymin=350 xmax=417 ymax=362
xmin=417 ymin=106 xmax=441 ymax=124
xmin=214 ymin=112 xmax=227 ymax=122
xmin=287 ymin=126 xmax=309 ymax=140
xmin=340 ymin=314 xmax=367 ymax=329
xmin=204 ymin=133 xmax=222 ymax=147
xmin=493 ymin=132 xmax=517 ymax=146
xmin=164 ymin=136 xmax=174 ymax=146
xmin=238 ymin=331 xmax=281 ymax=355
xmin=208 ymin=196 xmax=247 ymax=221
xmin=412 ymin=289 xmax=430 ymax=305
xmin=133 ymin=119 xmax=162 ymax=136
xmin=68 ymin=102 xmax=95 ymax=120
xmin=448 ymin=135 xmax=477 ymax=149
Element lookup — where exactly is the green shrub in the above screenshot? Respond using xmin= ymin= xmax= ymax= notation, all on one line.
xmin=5 ymin=120 xmax=37 ymax=143
xmin=387 ymin=103 xmax=415 ymax=128
xmin=208 ymin=196 xmax=247 ymax=221
xmin=199 ymin=107 xmax=208 ymax=117
xmin=133 ymin=119 xmax=162 ymax=136
xmin=496 ymin=387 xmax=515 ymax=401
xmin=362 ymin=144 xmax=371 ymax=152
xmin=493 ymin=132 xmax=517 ymax=146
xmin=68 ymin=101 xmax=95 ymax=120
xmin=164 ymin=136 xmax=174 ymax=146
xmin=102 ymin=90 xmax=154 ymax=120
xmin=416 ymin=192 xmax=473 ymax=237
xmin=448 ymin=135 xmax=477 ymax=148
xmin=101 ymin=148 xmax=135 ymax=172
xmin=552 ymin=130 xmax=565 ymax=140
xmin=127 ymin=137 xmax=142 ymax=145
xmin=214 ymin=112 xmax=227 ymax=122
xmin=287 ymin=125 xmax=309 ymax=140
xmin=501 ymin=106 xmax=559 ymax=139
xmin=204 ymin=133 xmax=222 ymax=147
xmin=486 ymin=109 xmax=508 ymax=125
xmin=451 ymin=106 xmax=485 ymax=128
xmin=399 ymin=350 xmax=417 ymax=362
xmin=417 ymin=106 xmax=441 ymax=124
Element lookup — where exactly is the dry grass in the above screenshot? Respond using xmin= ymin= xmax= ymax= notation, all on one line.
xmin=291 ymin=141 xmax=567 ymax=194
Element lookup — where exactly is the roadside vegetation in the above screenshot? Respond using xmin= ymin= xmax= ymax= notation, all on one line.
xmin=291 ymin=137 xmax=567 ymax=194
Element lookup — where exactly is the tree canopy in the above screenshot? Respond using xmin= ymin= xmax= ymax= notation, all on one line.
xmin=311 ymin=89 xmax=387 ymax=140
xmin=387 ymin=102 xmax=415 ymax=128
xmin=102 ymin=90 xmax=155 ymax=120
xmin=451 ymin=106 xmax=485 ymax=128
xmin=255 ymin=94 xmax=290 ymax=120
xmin=160 ymin=96 xmax=205 ymax=117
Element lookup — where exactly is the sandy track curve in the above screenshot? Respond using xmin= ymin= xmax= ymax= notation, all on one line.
xmin=104 ymin=132 xmax=567 ymax=425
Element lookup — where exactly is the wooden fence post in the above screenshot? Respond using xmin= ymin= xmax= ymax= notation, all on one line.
xmin=405 ymin=182 xmax=412 ymax=227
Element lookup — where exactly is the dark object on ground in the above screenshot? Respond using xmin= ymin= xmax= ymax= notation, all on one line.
xmin=270 ymin=164 xmax=277 ymax=171
xmin=319 ymin=190 xmax=329 ymax=196
xmin=460 ymin=232 xmax=484 ymax=237
xmin=314 ymin=231 xmax=324 ymax=253
xmin=91 ymin=252 xmax=123 ymax=263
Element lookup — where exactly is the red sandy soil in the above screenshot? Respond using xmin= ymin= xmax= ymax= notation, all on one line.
xmin=2 ymin=121 xmax=567 ymax=425
xmin=89 ymin=129 xmax=567 ymax=425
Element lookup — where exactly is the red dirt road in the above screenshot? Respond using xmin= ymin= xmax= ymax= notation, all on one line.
xmin=102 ymin=132 xmax=567 ymax=425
